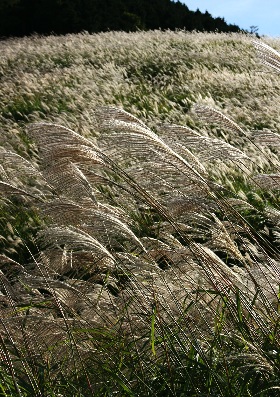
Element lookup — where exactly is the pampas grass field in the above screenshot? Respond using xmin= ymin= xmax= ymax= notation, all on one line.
xmin=0 ymin=30 xmax=279 ymax=396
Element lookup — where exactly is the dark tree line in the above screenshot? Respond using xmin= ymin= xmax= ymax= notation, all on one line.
xmin=0 ymin=0 xmax=241 ymax=38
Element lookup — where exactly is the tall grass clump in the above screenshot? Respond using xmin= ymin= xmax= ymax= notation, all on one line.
xmin=0 ymin=31 xmax=279 ymax=396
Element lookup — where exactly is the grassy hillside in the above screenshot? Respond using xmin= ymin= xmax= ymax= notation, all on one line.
xmin=0 ymin=31 xmax=279 ymax=396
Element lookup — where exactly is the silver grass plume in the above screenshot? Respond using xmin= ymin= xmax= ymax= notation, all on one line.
xmin=0 ymin=181 xmax=38 ymax=199
xmin=160 ymin=123 xmax=248 ymax=163
xmin=252 ymin=129 xmax=280 ymax=148
xmin=252 ymin=174 xmax=280 ymax=190
xmin=0 ymin=147 xmax=40 ymax=178
xmin=95 ymin=106 xmax=210 ymax=191
xmin=38 ymin=225 xmax=114 ymax=263
xmin=27 ymin=123 xmax=105 ymax=201
xmin=42 ymin=199 xmax=146 ymax=251
xmin=193 ymin=104 xmax=280 ymax=175
xmin=253 ymin=40 xmax=280 ymax=73
xmin=193 ymin=104 xmax=246 ymax=136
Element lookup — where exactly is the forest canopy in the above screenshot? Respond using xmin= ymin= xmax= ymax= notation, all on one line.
xmin=0 ymin=0 xmax=241 ymax=37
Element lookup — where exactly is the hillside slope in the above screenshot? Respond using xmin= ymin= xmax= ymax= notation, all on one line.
xmin=0 ymin=31 xmax=279 ymax=396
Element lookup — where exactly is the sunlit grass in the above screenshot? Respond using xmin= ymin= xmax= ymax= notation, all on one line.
xmin=0 ymin=31 xmax=279 ymax=396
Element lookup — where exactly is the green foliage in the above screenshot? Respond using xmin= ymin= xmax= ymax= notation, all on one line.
xmin=0 ymin=0 xmax=241 ymax=37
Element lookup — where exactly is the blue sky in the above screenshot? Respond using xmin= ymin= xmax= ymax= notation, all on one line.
xmin=182 ymin=1 xmax=280 ymax=37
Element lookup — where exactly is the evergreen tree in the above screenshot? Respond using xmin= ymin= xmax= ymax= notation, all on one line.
xmin=0 ymin=0 xmax=241 ymax=38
